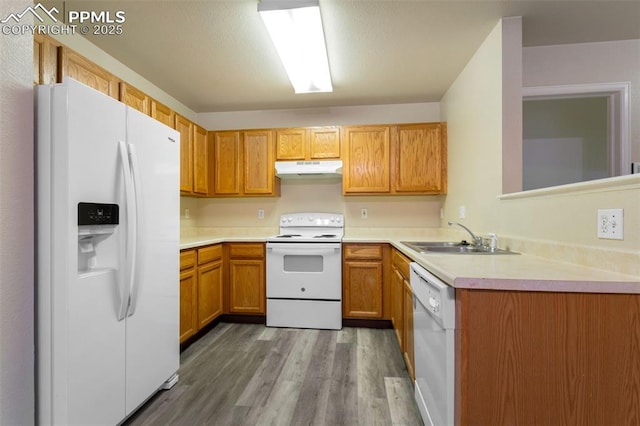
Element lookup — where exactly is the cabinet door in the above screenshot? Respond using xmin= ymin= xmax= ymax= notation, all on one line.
xmin=60 ymin=47 xmax=119 ymax=98
xmin=391 ymin=267 xmax=405 ymax=349
xmin=394 ymin=123 xmax=445 ymax=193
xmin=403 ymin=279 xmax=415 ymax=382
xmin=229 ymin=259 xmax=265 ymax=314
xmin=343 ymin=126 xmax=390 ymax=194
xmin=151 ymin=99 xmax=175 ymax=129
xmin=175 ymin=115 xmax=194 ymax=194
xmin=120 ymin=82 xmax=150 ymax=115
xmin=212 ymin=131 xmax=241 ymax=195
xmin=179 ymin=268 xmax=197 ymax=343
xmin=197 ymin=260 xmax=223 ymax=328
xmin=309 ymin=127 xmax=341 ymax=159
xmin=243 ymin=130 xmax=275 ymax=194
xmin=343 ymin=260 xmax=383 ymax=318
xmin=276 ymin=128 xmax=306 ymax=160
xmin=193 ymin=125 xmax=209 ymax=195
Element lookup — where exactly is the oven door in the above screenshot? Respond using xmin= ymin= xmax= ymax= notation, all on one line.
xmin=266 ymin=242 xmax=341 ymax=300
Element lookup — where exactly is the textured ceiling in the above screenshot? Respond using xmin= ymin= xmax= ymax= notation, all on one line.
xmin=69 ymin=0 xmax=640 ymax=112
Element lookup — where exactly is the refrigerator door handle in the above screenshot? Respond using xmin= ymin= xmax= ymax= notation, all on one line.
xmin=118 ymin=141 xmax=134 ymax=321
xmin=126 ymin=142 xmax=143 ymax=317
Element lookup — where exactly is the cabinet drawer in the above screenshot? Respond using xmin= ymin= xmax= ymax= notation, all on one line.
xmin=180 ymin=249 xmax=196 ymax=270
xmin=344 ymin=244 xmax=383 ymax=260
xmin=229 ymin=243 xmax=265 ymax=258
xmin=392 ymin=249 xmax=411 ymax=278
xmin=198 ymin=244 xmax=222 ymax=265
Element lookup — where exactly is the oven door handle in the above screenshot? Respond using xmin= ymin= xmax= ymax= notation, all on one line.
xmin=267 ymin=247 xmax=340 ymax=256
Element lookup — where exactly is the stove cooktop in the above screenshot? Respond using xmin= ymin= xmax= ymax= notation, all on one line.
xmin=267 ymin=213 xmax=344 ymax=243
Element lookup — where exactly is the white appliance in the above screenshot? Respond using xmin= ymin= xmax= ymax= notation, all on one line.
xmin=266 ymin=213 xmax=343 ymax=330
xmin=410 ymin=262 xmax=456 ymax=426
xmin=274 ymin=160 xmax=343 ymax=178
xmin=36 ymin=78 xmax=180 ymax=425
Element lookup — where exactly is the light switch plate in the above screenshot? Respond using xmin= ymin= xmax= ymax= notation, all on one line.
xmin=597 ymin=209 xmax=623 ymax=240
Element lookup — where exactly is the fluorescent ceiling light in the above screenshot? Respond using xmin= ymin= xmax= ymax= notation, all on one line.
xmin=258 ymin=0 xmax=333 ymax=94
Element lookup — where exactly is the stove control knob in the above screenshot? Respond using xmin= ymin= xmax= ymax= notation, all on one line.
xmin=309 ymin=217 xmax=314 ymax=222
xmin=287 ymin=217 xmax=292 ymax=222
xmin=330 ymin=217 xmax=335 ymax=222
xmin=336 ymin=217 xmax=342 ymax=223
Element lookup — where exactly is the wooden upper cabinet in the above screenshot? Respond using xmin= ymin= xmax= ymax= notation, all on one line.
xmin=276 ymin=128 xmax=306 ymax=160
xmin=394 ymin=123 xmax=447 ymax=194
xmin=342 ymin=126 xmax=391 ymax=194
xmin=211 ymin=131 xmax=241 ymax=195
xmin=193 ymin=125 xmax=209 ymax=195
xmin=309 ymin=127 xmax=341 ymax=159
xmin=60 ymin=47 xmax=119 ymax=98
xmin=243 ymin=130 xmax=277 ymax=195
xmin=175 ymin=114 xmax=194 ymax=194
xmin=120 ymin=82 xmax=150 ymax=115
xmin=151 ymin=99 xmax=175 ymax=129
xmin=33 ymin=34 xmax=59 ymax=85
xmin=275 ymin=127 xmax=341 ymax=161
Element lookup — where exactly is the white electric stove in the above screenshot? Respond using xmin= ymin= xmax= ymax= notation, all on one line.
xmin=266 ymin=213 xmax=344 ymax=330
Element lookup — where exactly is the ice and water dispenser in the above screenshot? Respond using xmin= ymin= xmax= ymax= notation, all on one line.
xmin=77 ymin=202 xmax=119 ymax=272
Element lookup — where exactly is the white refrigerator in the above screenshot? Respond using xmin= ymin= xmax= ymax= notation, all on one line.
xmin=37 ymin=78 xmax=180 ymax=425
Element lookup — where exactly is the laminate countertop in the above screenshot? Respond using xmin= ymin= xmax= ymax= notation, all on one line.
xmin=180 ymin=233 xmax=640 ymax=294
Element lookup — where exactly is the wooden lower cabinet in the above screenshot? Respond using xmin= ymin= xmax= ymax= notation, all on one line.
xmin=179 ymin=267 xmax=197 ymax=343
xmin=226 ymin=243 xmax=266 ymax=315
xmin=391 ymin=248 xmax=414 ymax=381
xmin=342 ymin=243 xmax=390 ymax=319
xmin=403 ymin=279 xmax=415 ymax=382
xmin=179 ymin=250 xmax=198 ymax=343
xmin=197 ymin=258 xmax=223 ymax=328
xmin=179 ymin=244 xmax=223 ymax=343
xmin=456 ymin=289 xmax=640 ymax=425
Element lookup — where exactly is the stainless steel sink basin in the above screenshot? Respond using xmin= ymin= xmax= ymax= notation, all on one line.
xmin=401 ymin=241 xmax=519 ymax=255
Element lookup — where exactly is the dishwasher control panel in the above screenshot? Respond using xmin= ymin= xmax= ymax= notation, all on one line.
xmin=410 ymin=262 xmax=455 ymax=329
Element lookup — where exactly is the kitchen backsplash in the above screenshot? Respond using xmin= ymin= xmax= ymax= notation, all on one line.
xmin=181 ymin=179 xmax=444 ymax=229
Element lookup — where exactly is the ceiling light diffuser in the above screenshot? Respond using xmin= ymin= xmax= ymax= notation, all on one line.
xmin=258 ymin=0 xmax=333 ymax=94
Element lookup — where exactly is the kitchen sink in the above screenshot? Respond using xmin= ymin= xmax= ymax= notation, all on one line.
xmin=401 ymin=241 xmax=519 ymax=255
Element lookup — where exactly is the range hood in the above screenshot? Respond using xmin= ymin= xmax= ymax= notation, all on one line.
xmin=275 ymin=160 xmax=343 ymax=179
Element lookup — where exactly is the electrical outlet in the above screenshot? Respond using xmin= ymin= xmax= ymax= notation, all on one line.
xmin=361 ymin=208 xmax=368 ymax=219
xmin=459 ymin=205 xmax=466 ymax=219
xmin=184 ymin=208 xmax=190 ymax=219
xmin=597 ymin=209 xmax=623 ymax=240
xmin=258 ymin=209 xmax=265 ymax=219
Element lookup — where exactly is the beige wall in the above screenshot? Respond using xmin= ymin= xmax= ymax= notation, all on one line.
xmin=0 ymin=1 xmax=35 ymax=423
xmin=440 ymin=18 xmax=506 ymax=233
xmin=197 ymin=102 xmax=440 ymax=130
xmin=441 ymin=18 xmax=640 ymax=254
xmin=182 ymin=180 xmax=443 ymax=230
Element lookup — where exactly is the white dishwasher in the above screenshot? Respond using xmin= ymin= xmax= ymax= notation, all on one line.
xmin=410 ymin=262 xmax=456 ymax=426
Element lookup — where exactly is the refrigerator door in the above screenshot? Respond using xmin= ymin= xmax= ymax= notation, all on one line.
xmin=124 ymin=107 xmax=180 ymax=414
xmin=38 ymin=78 xmax=128 ymax=425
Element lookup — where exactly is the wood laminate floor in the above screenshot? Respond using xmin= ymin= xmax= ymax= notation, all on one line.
xmin=125 ymin=323 xmax=423 ymax=426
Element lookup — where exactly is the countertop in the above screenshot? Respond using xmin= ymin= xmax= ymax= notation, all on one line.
xmin=180 ymin=232 xmax=640 ymax=294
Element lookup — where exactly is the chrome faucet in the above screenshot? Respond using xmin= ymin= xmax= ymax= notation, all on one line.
xmin=447 ymin=221 xmax=483 ymax=246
